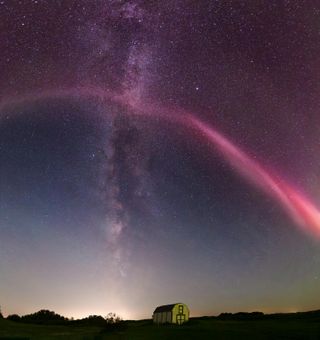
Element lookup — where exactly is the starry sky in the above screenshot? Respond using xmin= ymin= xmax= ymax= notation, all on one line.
xmin=1 ymin=0 xmax=320 ymax=320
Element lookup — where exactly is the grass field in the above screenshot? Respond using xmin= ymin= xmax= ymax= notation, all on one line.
xmin=1 ymin=317 xmax=320 ymax=340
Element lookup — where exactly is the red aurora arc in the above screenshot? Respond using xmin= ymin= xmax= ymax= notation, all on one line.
xmin=1 ymin=85 xmax=320 ymax=240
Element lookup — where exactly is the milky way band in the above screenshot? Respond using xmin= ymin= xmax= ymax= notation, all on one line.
xmin=1 ymin=85 xmax=319 ymax=239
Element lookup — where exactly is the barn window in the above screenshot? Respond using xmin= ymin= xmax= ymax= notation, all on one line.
xmin=179 ymin=305 xmax=183 ymax=313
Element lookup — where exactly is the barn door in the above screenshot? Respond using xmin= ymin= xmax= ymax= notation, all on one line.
xmin=176 ymin=314 xmax=185 ymax=325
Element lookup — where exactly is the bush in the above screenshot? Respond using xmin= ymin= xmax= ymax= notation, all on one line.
xmin=100 ymin=313 xmax=126 ymax=333
xmin=72 ymin=315 xmax=107 ymax=327
xmin=20 ymin=310 xmax=68 ymax=325
xmin=105 ymin=312 xmax=122 ymax=324
xmin=7 ymin=314 xmax=21 ymax=322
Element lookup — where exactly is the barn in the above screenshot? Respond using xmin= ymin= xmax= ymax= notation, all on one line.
xmin=153 ymin=303 xmax=189 ymax=325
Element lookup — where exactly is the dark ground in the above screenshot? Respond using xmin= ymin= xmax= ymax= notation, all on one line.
xmin=1 ymin=317 xmax=320 ymax=340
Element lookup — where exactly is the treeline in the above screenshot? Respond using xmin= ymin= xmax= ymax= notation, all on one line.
xmin=5 ymin=310 xmax=125 ymax=330
xmin=196 ymin=309 xmax=320 ymax=321
xmin=7 ymin=310 xmax=68 ymax=325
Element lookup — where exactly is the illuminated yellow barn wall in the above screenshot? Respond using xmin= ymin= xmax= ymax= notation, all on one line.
xmin=153 ymin=303 xmax=189 ymax=324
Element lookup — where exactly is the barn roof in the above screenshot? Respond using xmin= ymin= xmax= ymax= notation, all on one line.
xmin=153 ymin=303 xmax=181 ymax=313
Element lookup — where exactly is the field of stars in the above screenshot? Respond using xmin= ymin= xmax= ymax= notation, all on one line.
xmin=0 ymin=1 xmax=320 ymax=319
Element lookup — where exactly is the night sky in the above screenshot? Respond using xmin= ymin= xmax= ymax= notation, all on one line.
xmin=1 ymin=0 xmax=320 ymax=319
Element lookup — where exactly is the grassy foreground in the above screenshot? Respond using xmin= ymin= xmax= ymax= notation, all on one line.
xmin=1 ymin=317 xmax=320 ymax=340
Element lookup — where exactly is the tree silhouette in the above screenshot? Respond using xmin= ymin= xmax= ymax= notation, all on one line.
xmin=18 ymin=310 xmax=67 ymax=325
xmin=106 ymin=312 xmax=122 ymax=324
xmin=7 ymin=314 xmax=21 ymax=322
